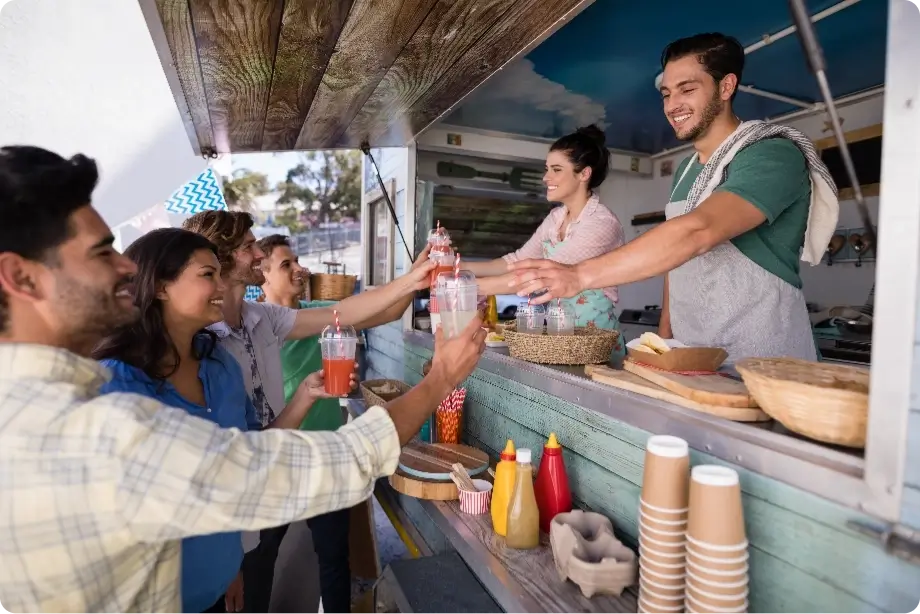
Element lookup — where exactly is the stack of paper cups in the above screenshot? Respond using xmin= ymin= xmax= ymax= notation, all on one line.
xmin=685 ymin=465 xmax=749 ymax=613
xmin=638 ymin=436 xmax=690 ymax=613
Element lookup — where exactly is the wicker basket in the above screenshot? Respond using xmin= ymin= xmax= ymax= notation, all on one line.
xmin=735 ymin=357 xmax=869 ymax=448
xmin=310 ymin=273 xmax=357 ymax=301
xmin=360 ymin=379 xmax=412 ymax=408
xmin=505 ymin=327 xmax=620 ymax=365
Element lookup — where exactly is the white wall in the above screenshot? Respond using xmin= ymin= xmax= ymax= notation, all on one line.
xmin=0 ymin=0 xmax=206 ymax=227
xmin=599 ymin=95 xmax=884 ymax=311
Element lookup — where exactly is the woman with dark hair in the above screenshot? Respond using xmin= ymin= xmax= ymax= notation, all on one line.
xmin=465 ymin=125 xmax=627 ymax=357
xmin=92 ymin=228 xmax=347 ymax=613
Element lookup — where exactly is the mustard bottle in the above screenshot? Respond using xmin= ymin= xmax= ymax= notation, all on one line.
xmin=484 ymin=295 xmax=499 ymax=329
xmin=490 ymin=440 xmax=517 ymax=536
xmin=505 ymin=448 xmax=540 ymax=549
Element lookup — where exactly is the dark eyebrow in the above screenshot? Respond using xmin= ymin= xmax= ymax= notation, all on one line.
xmin=660 ymin=79 xmax=701 ymax=94
xmin=200 ymin=264 xmax=217 ymax=272
xmin=89 ymin=235 xmax=116 ymax=251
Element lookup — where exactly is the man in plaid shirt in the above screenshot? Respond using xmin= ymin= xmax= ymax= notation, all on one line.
xmin=0 ymin=146 xmax=487 ymax=612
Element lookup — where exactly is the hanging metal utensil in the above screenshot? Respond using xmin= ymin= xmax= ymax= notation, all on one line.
xmin=787 ymin=0 xmax=876 ymax=248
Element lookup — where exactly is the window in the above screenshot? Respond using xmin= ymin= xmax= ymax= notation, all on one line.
xmin=366 ymin=179 xmax=395 ymax=287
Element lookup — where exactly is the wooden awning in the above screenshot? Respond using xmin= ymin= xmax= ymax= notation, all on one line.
xmin=140 ymin=0 xmax=594 ymax=155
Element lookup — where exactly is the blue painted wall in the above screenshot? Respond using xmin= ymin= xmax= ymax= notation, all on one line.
xmin=444 ymin=0 xmax=887 ymax=153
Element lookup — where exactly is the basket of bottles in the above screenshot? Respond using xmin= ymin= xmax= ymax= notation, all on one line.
xmin=504 ymin=302 xmax=618 ymax=365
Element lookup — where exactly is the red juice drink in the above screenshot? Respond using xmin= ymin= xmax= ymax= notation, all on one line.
xmin=319 ymin=324 xmax=358 ymax=396
xmin=322 ymin=357 xmax=355 ymax=396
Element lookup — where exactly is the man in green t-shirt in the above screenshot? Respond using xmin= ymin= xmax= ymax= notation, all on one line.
xmin=258 ymin=234 xmax=423 ymax=613
xmin=508 ymin=33 xmax=837 ymax=363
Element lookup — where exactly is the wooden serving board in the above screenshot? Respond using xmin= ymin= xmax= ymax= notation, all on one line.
xmin=398 ymin=442 xmax=490 ymax=481
xmin=623 ymin=360 xmax=758 ymax=408
xmin=585 ymin=365 xmax=770 ymax=422
xmin=389 ymin=468 xmax=459 ymax=500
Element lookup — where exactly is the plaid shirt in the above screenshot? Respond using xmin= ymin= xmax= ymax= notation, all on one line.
xmin=0 ymin=343 xmax=400 ymax=612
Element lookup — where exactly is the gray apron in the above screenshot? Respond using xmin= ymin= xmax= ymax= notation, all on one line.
xmin=665 ymin=157 xmax=817 ymax=365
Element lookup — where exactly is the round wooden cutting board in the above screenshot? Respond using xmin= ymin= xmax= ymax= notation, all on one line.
xmin=389 ymin=469 xmax=460 ymax=501
xmin=397 ymin=442 xmax=490 ymax=481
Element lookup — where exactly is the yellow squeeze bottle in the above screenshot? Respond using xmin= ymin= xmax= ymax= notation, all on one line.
xmin=490 ymin=440 xmax=517 ymax=536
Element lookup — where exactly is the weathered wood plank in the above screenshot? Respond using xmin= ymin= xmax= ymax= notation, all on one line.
xmin=365 ymin=348 xmax=404 ymax=381
xmin=261 ymin=0 xmax=355 ymax=150
xmin=900 ymin=410 xmax=920 ymax=529
xmin=338 ymin=0 xmax=511 ymax=147
xmin=437 ymin=499 xmax=637 ymax=613
xmin=379 ymin=0 xmax=590 ymax=144
xmin=901 ymin=485 xmax=920 ymax=531
xmin=402 ymin=343 xmax=920 ymax=612
xmin=295 ymin=0 xmax=438 ymax=149
xmin=150 ymin=0 xmax=215 ymax=151
xmin=465 ymin=400 xmax=878 ymax=613
xmin=188 ymin=0 xmax=284 ymax=151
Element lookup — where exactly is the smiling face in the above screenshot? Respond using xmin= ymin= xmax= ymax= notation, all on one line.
xmin=228 ymin=230 xmax=266 ymax=286
xmin=159 ymin=249 xmax=226 ymax=330
xmin=660 ymin=54 xmax=736 ymax=142
xmin=262 ymin=244 xmax=307 ymax=298
xmin=543 ymin=149 xmax=590 ymax=203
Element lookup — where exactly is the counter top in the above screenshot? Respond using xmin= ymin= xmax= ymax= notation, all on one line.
xmin=403 ymin=330 xmax=867 ymax=512
xmin=345 ymin=399 xmax=638 ymax=613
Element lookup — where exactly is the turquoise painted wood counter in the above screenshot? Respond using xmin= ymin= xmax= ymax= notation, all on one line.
xmin=367 ymin=325 xmax=920 ymax=613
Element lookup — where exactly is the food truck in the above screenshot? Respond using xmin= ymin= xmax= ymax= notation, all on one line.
xmin=142 ymin=0 xmax=920 ymax=610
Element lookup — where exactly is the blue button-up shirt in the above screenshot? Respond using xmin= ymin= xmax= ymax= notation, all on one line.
xmin=99 ymin=339 xmax=260 ymax=613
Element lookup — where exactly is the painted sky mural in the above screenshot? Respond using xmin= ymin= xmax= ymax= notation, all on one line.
xmin=444 ymin=0 xmax=888 ymax=153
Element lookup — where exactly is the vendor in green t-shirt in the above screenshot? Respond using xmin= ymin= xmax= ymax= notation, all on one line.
xmin=508 ymin=33 xmax=840 ymax=364
xmin=257 ymin=234 xmax=424 ymax=613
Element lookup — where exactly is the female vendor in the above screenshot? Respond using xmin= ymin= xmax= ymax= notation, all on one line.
xmin=464 ymin=125 xmax=627 ymax=357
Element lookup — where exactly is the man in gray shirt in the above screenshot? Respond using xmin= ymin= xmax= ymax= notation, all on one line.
xmin=183 ymin=210 xmax=431 ymax=612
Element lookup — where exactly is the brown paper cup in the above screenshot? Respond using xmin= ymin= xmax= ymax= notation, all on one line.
xmin=639 ymin=575 xmax=686 ymax=599
xmin=686 ymin=540 xmax=749 ymax=572
xmin=687 ymin=465 xmax=745 ymax=546
xmin=642 ymin=436 xmax=690 ymax=510
xmin=685 ymin=592 xmax=749 ymax=613
xmin=639 ymin=506 xmax=688 ymax=534
xmin=639 ymin=594 xmax=684 ymax=613
xmin=686 ymin=567 xmax=749 ymax=596
xmin=686 ymin=557 xmax=749 ymax=585
xmin=639 ymin=553 xmax=686 ymax=579
xmin=687 ymin=581 xmax=749 ymax=609
xmin=639 ymin=528 xmax=687 ymax=555
xmin=639 ymin=544 xmax=686 ymax=563
xmin=640 ymin=497 xmax=689 ymax=521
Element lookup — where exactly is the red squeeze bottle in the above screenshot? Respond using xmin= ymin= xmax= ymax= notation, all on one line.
xmin=533 ymin=432 xmax=573 ymax=533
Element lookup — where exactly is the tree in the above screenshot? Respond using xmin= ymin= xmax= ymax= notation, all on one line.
xmin=221 ymin=169 xmax=269 ymax=213
xmin=277 ymin=151 xmax=362 ymax=225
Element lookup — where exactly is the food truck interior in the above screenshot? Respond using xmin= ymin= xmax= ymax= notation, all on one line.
xmin=139 ymin=0 xmax=920 ymax=611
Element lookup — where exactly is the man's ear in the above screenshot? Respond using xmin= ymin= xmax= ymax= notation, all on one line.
xmin=0 ymin=253 xmax=46 ymax=304
xmin=720 ymin=74 xmax=739 ymax=101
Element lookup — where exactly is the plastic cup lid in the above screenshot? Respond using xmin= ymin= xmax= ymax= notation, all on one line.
xmin=436 ymin=269 xmax=477 ymax=290
xmin=320 ymin=324 xmax=357 ymax=340
xmin=691 ymin=465 xmax=739 ymax=487
xmin=647 ymin=435 xmax=689 ymax=458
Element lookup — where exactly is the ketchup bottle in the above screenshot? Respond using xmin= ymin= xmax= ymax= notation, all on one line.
xmin=533 ymin=432 xmax=573 ymax=533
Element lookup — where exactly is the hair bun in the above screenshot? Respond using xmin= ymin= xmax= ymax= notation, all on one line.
xmin=576 ymin=124 xmax=606 ymax=148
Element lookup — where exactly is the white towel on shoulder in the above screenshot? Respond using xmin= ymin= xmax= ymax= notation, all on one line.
xmin=680 ymin=120 xmax=840 ymax=265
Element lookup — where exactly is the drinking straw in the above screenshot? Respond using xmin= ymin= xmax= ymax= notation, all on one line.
xmin=333 ymin=309 xmax=343 ymax=357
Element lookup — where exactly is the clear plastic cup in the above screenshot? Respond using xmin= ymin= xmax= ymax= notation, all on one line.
xmin=436 ymin=270 xmax=480 ymax=338
xmin=427 ymin=227 xmax=452 ymax=255
xmin=546 ymin=302 xmax=575 ymax=335
xmin=319 ymin=325 xmax=357 ymax=396
xmin=516 ymin=302 xmax=545 ymax=334
xmin=428 ymin=249 xmax=455 ymax=289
